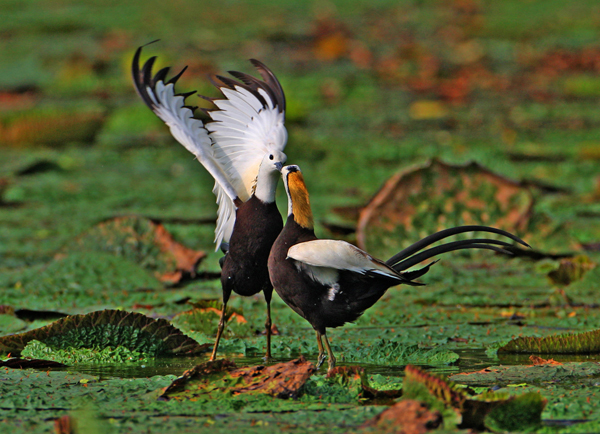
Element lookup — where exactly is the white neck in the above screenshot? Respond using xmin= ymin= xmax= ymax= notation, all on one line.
xmin=254 ymin=165 xmax=279 ymax=204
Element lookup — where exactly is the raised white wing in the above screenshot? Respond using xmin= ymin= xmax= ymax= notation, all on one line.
xmin=205 ymin=60 xmax=287 ymax=203
xmin=132 ymin=46 xmax=238 ymax=212
xmin=133 ymin=47 xmax=287 ymax=250
xmin=287 ymin=239 xmax=400 ymax=281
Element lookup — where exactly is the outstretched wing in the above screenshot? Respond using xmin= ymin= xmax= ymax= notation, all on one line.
xmin=205 ymin=59 xmax=287 ymax=203
xmin=287 ymin=239 xmax=403 ymax=285
xmin=132 ymin=45 xmax=241 ymax=250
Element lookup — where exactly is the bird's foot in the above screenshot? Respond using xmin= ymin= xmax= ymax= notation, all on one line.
xmin=316 ymin=352 xmax=327 ymax=369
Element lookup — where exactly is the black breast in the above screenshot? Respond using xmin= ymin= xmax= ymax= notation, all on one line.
xmin=221 ymin=196 xmax=283 ymax=297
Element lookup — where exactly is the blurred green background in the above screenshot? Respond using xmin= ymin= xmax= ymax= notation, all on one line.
xmin=3 ymin=0 xmax=600 ymax=275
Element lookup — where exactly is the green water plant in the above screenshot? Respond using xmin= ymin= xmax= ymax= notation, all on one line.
xmin=0 ymin=309 xmax=207 ymax=357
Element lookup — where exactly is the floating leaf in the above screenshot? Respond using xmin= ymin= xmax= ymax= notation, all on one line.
xmin=326 ymin=366 xmax=402 ymax=400
xmin=450 ymin=362 xmax=600 ymax=386
xmin=160 ymin=357 xmax=316 ymax=400
xmin=0 ymin=309 xmax=207 ymax=356
xmin=22 ymin=340 xmax=149 ymax=364
xmin=172 ymin=301 xmax=249 ymax=337
xmin=356 ymin=159 xmax=533 ymax=258
xmin=499 ymin=328 xmax=600 ymax=354
xmin=63 ymin=216 xmax=206 ymax=284
xmin=548 ymin=255 xmax=595 ymax=286
xmin=339 ymin=339 xmax=459 ymax=366
xmin=405 ymin=365 xmax=545 ymax=430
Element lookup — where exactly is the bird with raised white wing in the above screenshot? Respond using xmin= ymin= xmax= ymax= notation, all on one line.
xmin=132 ymin=42 xmax=287 ymax=360
xmin=268 ymin=165 xmax=530 ymax=372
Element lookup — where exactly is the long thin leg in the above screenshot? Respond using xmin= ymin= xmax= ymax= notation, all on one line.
xmin=323 ymin=333 xmax=336 ymax=372
xmin=263 ymin=287 xmax=273 ymax=360
xmin=210 ymin=290 xmax=231 ymax=361
xmin=316 ymin=331 xmax=326 ymax=369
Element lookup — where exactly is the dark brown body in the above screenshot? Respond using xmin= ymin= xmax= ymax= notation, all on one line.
xmin=222 ymin=195 xmax=283 ymax=303
xmin=268 ymin=217 xmax=398 ymax=334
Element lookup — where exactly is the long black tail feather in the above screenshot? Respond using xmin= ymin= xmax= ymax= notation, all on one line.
xmin=390 ymin=238 xmax=513 ymax=272
xmin=385 ymin=225 xmax=528 ymax=267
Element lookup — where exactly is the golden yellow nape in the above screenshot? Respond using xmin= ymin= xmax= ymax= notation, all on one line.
xmin=288 ymin=171 xmax=314 ymax=229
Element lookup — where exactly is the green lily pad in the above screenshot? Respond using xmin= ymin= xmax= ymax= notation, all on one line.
xmin=0 ymin=309 xmax=207 ymax=357
xmin=499 ymin=328 xmax=600 ymax=354
xmin=339 ymin=339 xmax=459 ymax=366
xmin=449 ymin=362 xmax=600 ymax=386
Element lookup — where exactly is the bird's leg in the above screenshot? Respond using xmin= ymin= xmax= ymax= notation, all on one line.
xmin=316 ymin=331 xmax=326 ymax=369
xmin=323 ymin=333 xmax=337 ymax=373
xmin=209 ymin=290 xmax=231 ymax=361
xmin=263 ymin=287 xmax=273 ymax=361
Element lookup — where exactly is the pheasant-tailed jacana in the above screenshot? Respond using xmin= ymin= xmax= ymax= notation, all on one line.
xmin=132 ymin=44 xmax=288 ymax=360
xmin=268 ymin=165 xmax=529 ymax=372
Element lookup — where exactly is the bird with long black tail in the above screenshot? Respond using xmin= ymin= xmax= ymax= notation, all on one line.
xmin=132 ymin=43 xmax=288 ymax=360
xmin=268 ymin=165 xmax=530 ymax=372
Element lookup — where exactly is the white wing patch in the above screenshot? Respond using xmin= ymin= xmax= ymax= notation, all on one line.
xmin=287 ymin=240 xmax=399 ymax=279
xmin=207 ymin=85 xmax=287 ymax=202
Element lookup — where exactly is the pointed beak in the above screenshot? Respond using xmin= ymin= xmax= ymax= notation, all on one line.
xmin=275 ymin=162 xmax=284 ymax=171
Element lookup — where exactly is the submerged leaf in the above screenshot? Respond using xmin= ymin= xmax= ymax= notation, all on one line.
xmin=499 ymin=328 xmax=600 ymax=354
xmin=0 ymin=309 xmax=207 ymax=356
xmin=160 ymin=357 xmax=316 ymax=400
xmin=63 ymin=216 xmax=206 ymax=284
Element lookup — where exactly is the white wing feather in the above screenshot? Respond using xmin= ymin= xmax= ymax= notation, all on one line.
xmin=287 ymin=240 xmax=399 ymax=279
xmin=207 ymin=84 xmax=287 ymax=202
xmin=134 ymin=49 xmax=286 ymax=250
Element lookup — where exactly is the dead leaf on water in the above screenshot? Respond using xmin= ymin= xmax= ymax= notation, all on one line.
xmin=160 ymin=357 xmax=316 ymax=400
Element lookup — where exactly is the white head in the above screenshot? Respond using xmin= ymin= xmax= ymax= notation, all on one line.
xmin=253 ymin=150 xmax=287 ymax=203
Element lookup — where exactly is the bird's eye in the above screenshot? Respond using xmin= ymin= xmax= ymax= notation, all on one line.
xmin=269 ymin=154 xmax=274 ymax=160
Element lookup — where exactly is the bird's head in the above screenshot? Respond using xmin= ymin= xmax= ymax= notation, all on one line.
xmin=253 ymin=151 xmax=287 ymax=202
xmin=282 ymin=165 xmax=313 ymax=229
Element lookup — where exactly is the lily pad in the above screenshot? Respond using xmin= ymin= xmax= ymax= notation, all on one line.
xmin=160 ymin=357 xmax=316 ymax=400
xmin=356 ymin=159 xmax=533 ymax=258
xmin=499 ymin=328 xmax=600 ymax=354
xmin=339 ymin=339 xmax=459 ymax=366
xmin=172 ymin=301 xmax=250 ymax=337
xmin=0 ymin=309 xmax=207 ymax=356
xmin=449 ymin=362 xmax=600 ymax=386
xmin=63 ymin=216 xmax=206 ymax=284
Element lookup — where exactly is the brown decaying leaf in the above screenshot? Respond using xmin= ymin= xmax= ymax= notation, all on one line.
xmin=356 ymin=159 xmax=533 ymax=253
xmin=152 ymin=222 xmax=207 ymax=283
xmin=160 ymin=357 xmax=316 ymax=400
xmin=547 ymin=255 xmax=595 ymax=286
xmin=360 ymin=399 xmax=443 ymax=433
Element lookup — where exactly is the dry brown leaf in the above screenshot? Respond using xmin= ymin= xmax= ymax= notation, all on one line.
xmin=360 ymin=399 xmax=443 ymax=434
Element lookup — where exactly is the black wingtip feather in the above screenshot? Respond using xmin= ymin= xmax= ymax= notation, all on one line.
xmin=167 ymin=65 xmax=188 ymax=85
